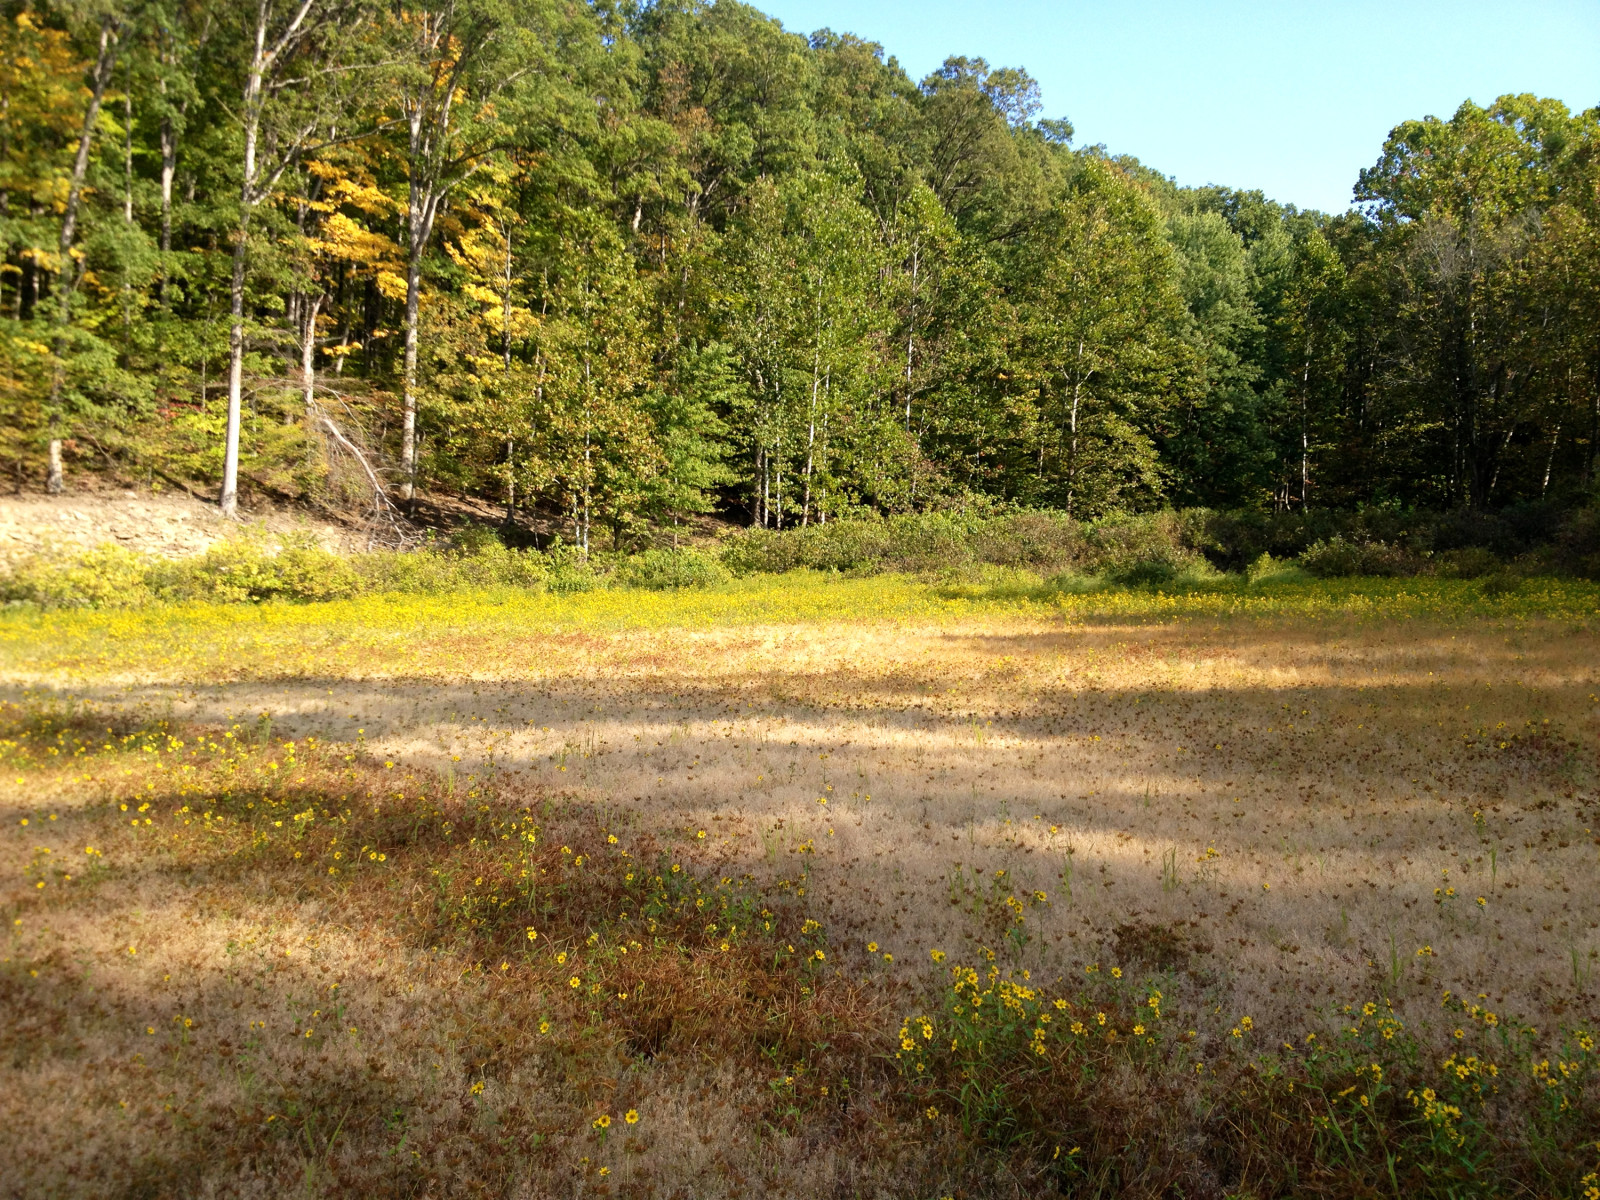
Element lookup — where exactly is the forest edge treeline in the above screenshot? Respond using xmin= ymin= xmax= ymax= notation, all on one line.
xmin=1 ymin=0 xmax=1597 ymax=547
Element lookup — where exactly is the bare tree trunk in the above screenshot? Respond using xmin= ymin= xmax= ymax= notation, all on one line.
xmin=1300 ymin=349 xmax=1312 ymax=509
xmin=222 ymin=0 xmax=323 ymax=517
xmin=221 ymin=4 xmax=269 ymax=517
xmin=301 ymin=292 xmax=322 ymax=411
xmin=904 ymin=245 xmax=918 ymax=431
xmin=1587 ymin=382 xmax=1600 ymax=488
xmin=500 ymin=219 xmax=513 ymax=369
xmin=818 ymin=406 xmax=829 ymax=524
xmin=1542 ymin=420 xmax=1561 ymax=498
xmin=503 ymin=437 xmax=515 ymax=525
xmin=220 ymin=230 xmax=249 ymax=515
xmin=802 ymin=353 xmax=818 ymax=526
xmin=1065 ymin=340 xmax=1085 ymax=519
xmin=122 ymin=84 xmax=134 ymax=227
xmin=580 ymin=356 xmax=592 ymax=553
xmin=757 ymin=447 xmax=766 ymax=528
xmin=47 ymin=17 xmax=119 ymax=494
xmin=399 ymin=254 xmax=420 ymax=501
xmin=397 ymin=10 xmax=460 ymax=504
xmin=158 ymin=101 xmax=176 ymax=307
xmin=120 ymin=79 xmax=134 ymax=341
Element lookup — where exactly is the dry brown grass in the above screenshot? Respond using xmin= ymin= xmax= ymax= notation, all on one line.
xmin=95 ymin=615 xmax=1600 ymax=1024
xmin=3 ymin=599 xmax=1599 ymax=1197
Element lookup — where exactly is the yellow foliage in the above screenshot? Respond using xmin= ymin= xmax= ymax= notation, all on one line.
xmin=307 ymin=212 xmax=403 ymax=273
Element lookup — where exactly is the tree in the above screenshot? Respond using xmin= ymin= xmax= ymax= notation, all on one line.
xmin=1353 ymin=96 xmax=1599 ymax=507
xmin=1005 ymin=159 xmax=1189 ymax=515
xmin=44 ymin=4 xmax=120 ymax=493
xmin=218 ymin=0 xmax=369 ymax=516
xmin=725 ymin=169 xmax=884 ymax=526
xmin=382 ymin=0 xmax=581 ymax=503
xmin=1163 ymin=207 xmax=1268 ymax=506
xmin=646 ymin=340 xmax=735 ymax=541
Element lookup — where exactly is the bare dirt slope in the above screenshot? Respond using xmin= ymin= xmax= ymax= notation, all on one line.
xmin=0 ymin=489 xmax=355 ymax=564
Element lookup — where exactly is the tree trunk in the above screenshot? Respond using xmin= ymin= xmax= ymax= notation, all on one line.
xmin=120 ymin=80 xmax=134 ymax=341
xmin=802 ymin=354 xmax=818 ymax=526
xmin=400 ymin=250 xmax=421 ymax=501
xmin=301 ymin=292 xmax=322 ymax=412
xmin=503 ymin=437 xmax=515 ymax=526
xmin=756 ymin=446 xmax=766 ymax=528
xmin=220 ymin=5 xmax=269 ymax=518
xmin=158 ymin=97 xmax=176 ymax=307
xmin=220 ymin=230 xmax=249 ymax=515
xmin=221 ymin=0 xmax=323 ymax=516
xmin=1300 ymin=347 xmax=1312 ymax=508
xmin=397 ymin=10 xmax=460 ymax=505
xmin=1542 ymin=419 xmax=1561 ymax=497
xmin=122 ymin=85 xmax=134 ymax=226
xmin=501 ymin=220 xmax=513 ymax=369
xmin=1065 ymin=340 xmax=1085 ymax=519
xmin=904 ymin=245 xmax=918 ymax=431
xmin=46 ymin=17 xmax=119 ymax=495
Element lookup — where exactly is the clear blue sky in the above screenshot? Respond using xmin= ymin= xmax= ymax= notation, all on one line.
xmin=757 ymin=0 xmax=1600 ymax=213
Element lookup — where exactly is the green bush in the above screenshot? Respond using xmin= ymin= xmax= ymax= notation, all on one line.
xmin=718 ymin=509 xmax=1200 ymax=580
xmin=8 ymin=501 xmax=1598 ymax=611
xmin=156 ymin=533 xmax=360 ymax=602
xmin=0 ymin=542 xmax=153 ymax=608
xmin=1244 ymin=551 xmax=1309 ymax=585
xmin=718 ymin=519 xmax=906 ymax=574
xmin=968 ymin=512 xmax=1085 ymax=571
xmin=352 ymin=540 xmax=551 ymax=594
xmin=616 ymin=547 xmax=729 ymax=590
xmin=1079 ymin=511 xmax=1204 ymax=578
xmin=1299 ymin=536 xmax=1423 ymax=578
xmin=1432 ymin=547 xmax=1502 ymax=579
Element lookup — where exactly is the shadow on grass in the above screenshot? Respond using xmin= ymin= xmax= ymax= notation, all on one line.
xmin=4 ymin=700 xmax=1599 ymax=1197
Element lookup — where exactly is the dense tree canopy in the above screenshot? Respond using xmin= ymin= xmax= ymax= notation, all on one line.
xmin=2 ymin=0 xmax=1597 ymax=540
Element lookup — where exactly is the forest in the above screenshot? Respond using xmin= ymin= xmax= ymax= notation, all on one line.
xmin=2 ymin=0 xmax=1598 ymax=546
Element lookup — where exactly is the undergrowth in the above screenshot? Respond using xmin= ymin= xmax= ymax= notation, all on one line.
xmin=8 ymin=501 xmax=1600 ymax=612
xmin=3 ymin=696 xmax=1598 ymax=1197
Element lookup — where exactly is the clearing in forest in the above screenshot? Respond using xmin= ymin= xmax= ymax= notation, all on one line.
xmin=3 ymin=575 xmax=1598 ymax=1197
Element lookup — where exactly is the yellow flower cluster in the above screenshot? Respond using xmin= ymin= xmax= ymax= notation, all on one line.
xmin=1407 ymin=1086 xmax=1466 ymax=1148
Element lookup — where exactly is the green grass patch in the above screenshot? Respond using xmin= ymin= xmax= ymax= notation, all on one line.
xmin=4 ymin=571 xmax=1599 ymax=684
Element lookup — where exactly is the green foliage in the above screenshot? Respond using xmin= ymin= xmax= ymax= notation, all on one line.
xmin=1300 ymin=536 xmax=1421 ymax=578
xmin=349 ymin=539 xmax=552 ymax=594
xmin=170 ymin=534 xmax=361 ymax=603
xmin=615 ymin=547 xmax=729 ymax=591
xmin=717 ymin=509 xmax=1213 ymax=580
xmin=895 ymin=960 xmax=1600 ymax=1196
xmin=15 ymin=499 xmax=1600 ymax=614
xmin=0 ymin=0 xmax=1595 ymax=540
xmin=0 ymin=542 xmax=154 ymax=608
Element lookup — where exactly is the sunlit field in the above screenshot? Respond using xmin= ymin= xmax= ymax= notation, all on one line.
xmin=4 ymin=573 xmax=1599 ymax=1197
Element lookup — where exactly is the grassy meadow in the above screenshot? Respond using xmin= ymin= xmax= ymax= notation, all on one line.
xmin=3 ymin=571 xmax=1600 ymax=1197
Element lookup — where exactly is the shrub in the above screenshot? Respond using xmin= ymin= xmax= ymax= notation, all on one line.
xmin=0 ymin=542 xmax=153 ymax=608
xmin=353 ymin=541 xmax=552 ymax=594
xmin=1432 ymin=547 xmax=1503 ymax=579
xmin=156 ymin=532 xmax=360 ymax=602
xmin=719 ymin=509 xmax=1197 ymax=580
xmin=718 ymin=519 xmax=912 ymax=575
xmin=1299 ymin=536 xmax=1422 ymax=578
xmin=616 ymin=547 xmax=729 ymax=590
xmin=1103 ymin=558 xmax=1179 ymax=588
xmin=1080 ymin=511 xmax=1205 ymax=579
xmin=1243 ymin=551 xmax=1310 ymax=585
xmin=968 ymin=511 xmax=1085 ymax=571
